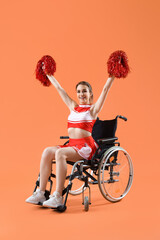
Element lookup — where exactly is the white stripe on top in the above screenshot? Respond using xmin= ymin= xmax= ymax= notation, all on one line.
xmin=68 ymin=109 xmax=94 ymax=123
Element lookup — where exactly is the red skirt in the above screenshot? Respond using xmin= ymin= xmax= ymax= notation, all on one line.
xmin=57 ymin=136 xmax=98 ymax=160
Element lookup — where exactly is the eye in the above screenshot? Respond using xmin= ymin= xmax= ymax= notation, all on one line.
xmin=82 ymin=89 xmax=87 ymax=93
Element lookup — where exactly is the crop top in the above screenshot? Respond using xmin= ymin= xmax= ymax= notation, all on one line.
xmin=68 ymin=104 xmax=96 ymax=133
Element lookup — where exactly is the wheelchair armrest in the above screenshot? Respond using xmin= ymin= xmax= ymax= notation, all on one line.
xmin=60 ymin=136 xmax=69 ymax=139
xmin=97 ymin=137 xmax=118 ymax=144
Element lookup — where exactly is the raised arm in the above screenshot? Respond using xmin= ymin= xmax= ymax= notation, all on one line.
xmin=47 ymin=74 xmax=77 ymax=110
xmin=90 ymin=76 xmax=115 ymax=118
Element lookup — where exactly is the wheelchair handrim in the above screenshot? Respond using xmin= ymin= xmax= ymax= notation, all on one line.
xmin=98 ymin=146 xmax=134 ymax=202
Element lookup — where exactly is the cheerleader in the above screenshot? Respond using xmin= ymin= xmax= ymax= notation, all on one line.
xmin=26 ymin=75 xmax=115 ymax=208
xmin=26 ymin=50 xmax=129 ymax=208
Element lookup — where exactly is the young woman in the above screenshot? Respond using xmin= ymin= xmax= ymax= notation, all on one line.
xmin=26 ymin=74 xmax=115 ymax=208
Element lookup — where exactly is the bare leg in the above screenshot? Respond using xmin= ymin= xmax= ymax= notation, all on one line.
xmin=55 ymin=147 xmax=83 ymax=196
xmin=40 ymin=146 xmax=58 ymax=191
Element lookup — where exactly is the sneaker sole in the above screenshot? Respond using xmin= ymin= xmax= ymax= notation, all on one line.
xmin=43 ymin=203 xmax=61 ymax=208
xmin=43 ymin=204 xmax=57 ymax=208
xmin=25 ymin=200 xmax=45 ymax=205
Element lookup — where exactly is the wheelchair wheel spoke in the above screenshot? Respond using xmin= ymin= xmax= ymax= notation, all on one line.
xmin=119 ymin=163 xmax=127 ymax=173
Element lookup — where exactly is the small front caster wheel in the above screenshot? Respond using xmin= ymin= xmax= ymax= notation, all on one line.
xmin=84 ymin=196 xmax=89 ymax=211
xmin=56 ymin=205 xmax=67 ymax=212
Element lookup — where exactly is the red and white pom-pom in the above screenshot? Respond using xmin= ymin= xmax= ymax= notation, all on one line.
xmin=35 ymin=55 xmax=56 ymax=86
xmin=107 ymin=50 xmax=130 ymax=78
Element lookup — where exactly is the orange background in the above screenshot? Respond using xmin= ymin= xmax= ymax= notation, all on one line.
xmin=0 ymin=0 xmax=160 ymax=239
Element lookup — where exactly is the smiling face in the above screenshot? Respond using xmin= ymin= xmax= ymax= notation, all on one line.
xmin=76 ymin=84 xmax=92 ymax=105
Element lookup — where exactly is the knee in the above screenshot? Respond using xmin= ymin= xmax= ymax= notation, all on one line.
xmin=55 ymin=149 xmax=66 ymax=161
xmin=41 ymin=147 xmax=57 ymax=160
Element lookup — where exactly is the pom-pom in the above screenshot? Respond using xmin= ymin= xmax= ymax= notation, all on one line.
xmin=107 ymin=50 xmax=130 ymax=78
xmin=35 ymin=55 xmax=56 ymax=86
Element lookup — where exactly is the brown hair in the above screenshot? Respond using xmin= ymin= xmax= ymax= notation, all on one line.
xmin=76 ymin=81 xmax=93 ymax=103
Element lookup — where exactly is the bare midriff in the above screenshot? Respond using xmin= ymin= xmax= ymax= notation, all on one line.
xmin=68 ymin=128 xmax=91 ymax=139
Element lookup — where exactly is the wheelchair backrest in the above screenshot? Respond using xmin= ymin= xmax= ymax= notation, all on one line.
xmin=92 ymin=117 xmax=117 ymax=143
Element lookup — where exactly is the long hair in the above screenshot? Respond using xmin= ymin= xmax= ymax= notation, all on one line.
xmin=76 ymin=81 xmax=93 ymax=104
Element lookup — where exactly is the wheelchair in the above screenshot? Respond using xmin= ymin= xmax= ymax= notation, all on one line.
xmin=33 ymin=115 xmax=133 ymax=212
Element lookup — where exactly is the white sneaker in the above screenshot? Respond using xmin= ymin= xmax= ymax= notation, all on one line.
xmin=25 ymin=189 xmax=46 ymax=205
xmin=43 ymin=191 xmax=63 ymax=208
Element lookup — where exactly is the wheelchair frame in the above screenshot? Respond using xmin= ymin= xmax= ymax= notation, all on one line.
xmin=33 ymin=115 xmax=133 ymax=212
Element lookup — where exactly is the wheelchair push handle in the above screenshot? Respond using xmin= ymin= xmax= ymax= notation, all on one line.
xmin=60 ymin=136 xmax=69 ymax=139
xmin=116 ymin=115 xmax=127 ymax=121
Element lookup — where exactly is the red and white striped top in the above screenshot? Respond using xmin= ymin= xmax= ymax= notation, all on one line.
xmin=68 ymin=105 xmax=96 ymax=133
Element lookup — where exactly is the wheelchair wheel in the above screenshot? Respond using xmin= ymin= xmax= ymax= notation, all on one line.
xmin=69 ymin=169 xmax=93 ymax=196
xmin=98 ymin=146 xmax=133 ymax=202
xmin=84 ymin=196 xmax=89 ymax=211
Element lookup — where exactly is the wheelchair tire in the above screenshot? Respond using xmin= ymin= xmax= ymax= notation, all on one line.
xmin=98 ymin=146 xmax=133 ymax=202
xmin=84 ymin=196 xmax=89 ymax=211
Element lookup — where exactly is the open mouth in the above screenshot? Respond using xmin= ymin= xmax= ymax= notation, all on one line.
xmin=79 ymin=97 xmax=86 ymax=100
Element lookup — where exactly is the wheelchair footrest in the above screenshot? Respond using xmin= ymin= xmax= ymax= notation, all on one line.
xmin=44 ymin=190 xmax=50 ymax=200
xmin=56 ymin=205 xmax=67 ymax=212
